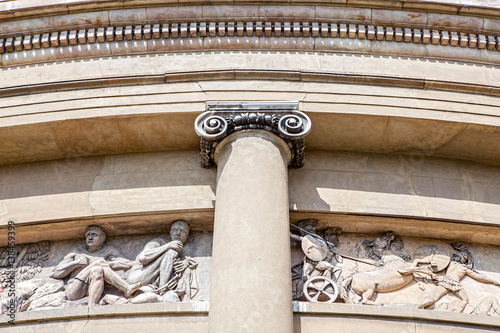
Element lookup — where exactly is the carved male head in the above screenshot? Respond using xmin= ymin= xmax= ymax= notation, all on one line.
xmin=451 ymin=243 xmax=474 ymax=269
xmin=170 ymin=220 xmax=190 ymax=244
xmin=298 ymin=219 xmax=318 ymax=236
xmin=324 ymin=227 xmax=342 ymax=247
xmin=86 ymin=225 xmax=106 ymax=252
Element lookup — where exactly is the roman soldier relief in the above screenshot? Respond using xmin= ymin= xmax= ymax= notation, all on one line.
xmin=291 ymin=219 xmax=500 ymax=317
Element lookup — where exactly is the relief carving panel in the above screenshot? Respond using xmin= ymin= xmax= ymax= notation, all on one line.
xmin=291 ymin=219 xmax=500 ymax=317
xmin=0 ymin=220 xmax=211 ymax=314
xmin=3 ymin=217 xmax=500 ymax=318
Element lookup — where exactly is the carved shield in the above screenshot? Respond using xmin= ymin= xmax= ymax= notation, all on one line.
xmin=301 ymin=235 xmax=328 ymax=262
xmin=413 ymin=245 xmax=450 ymax=272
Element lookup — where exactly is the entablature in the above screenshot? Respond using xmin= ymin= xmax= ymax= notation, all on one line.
xmin=1 ymin=5 xmax=500 ymax=67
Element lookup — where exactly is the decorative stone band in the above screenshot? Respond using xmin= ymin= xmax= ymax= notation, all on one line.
xmin=1 ymin=21 xmax=500 ymax=55
xmin=195 ymin=102 xmax=311 ymax=169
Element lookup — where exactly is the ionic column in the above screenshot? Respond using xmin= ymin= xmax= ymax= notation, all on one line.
xmin=195 ymin=102 xmax=311 ymax=333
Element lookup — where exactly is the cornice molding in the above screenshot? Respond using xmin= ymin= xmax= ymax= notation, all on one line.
xmin=1 ymin=21 xmax=499 ymax=53
xmin=2 ymin=68 xmax=500 ymax=99
xmin=1 ymin=1 xmax=500 ymax=22
xmin=1 ymin=20 xmax=499 ymax=67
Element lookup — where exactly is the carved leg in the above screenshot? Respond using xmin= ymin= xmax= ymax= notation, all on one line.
xmin=488 ymin=299 xmax=500 ymax=315
xmin=88 ymin=266 xmax=105 ymax=306
xmin=99 ymin=294 xmax=128 ymax=305
xmin=88 ymin=261 xmax=144 ymax=298
xmin=419 ymin=296 xmax=436 ymax=309
xmin=302 ymin=261 xmax=314 ymax=278
xmin=419 ymin=286 xmax=448 ymax=309
xmin=159 ymin=250 xmax=178 ymax=289
xmin=296 ymin=261 xmax=314 ymax=300
xmin=177 ymin=268 xmax=192 ymax=302
xmin=101 ymin=264 xmax=143 ymax=298
xmin=129 ymin=292 xmax=162 ymax=304
xmin=295 ymin=277 xmax=306 ymax=300
xmin=66 ymin=263 xmax=101 ymax=301
xmin=475 ymin=297 xmax=500 ymax=315
xmin=361 ymin=289 xmax=377 ymax=305
xmin=455 ymin=288 xmax=469 ymax=313
xmin=65 ymin=279 xmax=88 ymax=301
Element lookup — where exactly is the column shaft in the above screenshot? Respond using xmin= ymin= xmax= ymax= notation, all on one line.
xmin=208 ymin=131 xmax=293 ymax=332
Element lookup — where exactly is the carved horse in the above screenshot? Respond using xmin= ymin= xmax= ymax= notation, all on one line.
xmin=343 ymin=258 xmax=435 ymax=305
xmin=363 ymin=232 xmax=411 ymax=262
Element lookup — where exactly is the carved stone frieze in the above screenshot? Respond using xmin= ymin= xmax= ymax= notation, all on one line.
xmin=0 ymin=241 xmax=50 ymax=284
xmin=291 ymin=224 xmax=500 ymax=317
xmin=290 ymin=219 xmax=343 ymax=303
xmin=362 ymin=231 xmax=411 ymax=262
xmin=195 ymin=102 xmax=311 ymax=168
xmin=0 ymin=241 xmax=51 ymax=314
xmin=50 ymin=225 xmax=143 ymax=307
xmin=102 ymin=220 xmax=199 ymax=305
xmin=0 ymin=221 xmax=208 ymax=314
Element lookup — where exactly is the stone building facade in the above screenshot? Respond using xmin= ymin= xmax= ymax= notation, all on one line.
xmin=1 ymin=0 xmax=500 ymax=332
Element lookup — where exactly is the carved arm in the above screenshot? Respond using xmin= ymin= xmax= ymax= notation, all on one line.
xmin=290 ymin=233 xmax=302 ymax=243
xmin=467 ymin=269 xmax=500 ymax=286
xmin=108 ymin=257 xmax=134 ymax=271
xmin=137 ymin=240 xmax=183 ymax=265
xmin=50 ymin=254 xmax=88 ymax=279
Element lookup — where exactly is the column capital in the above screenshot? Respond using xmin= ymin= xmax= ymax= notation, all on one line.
xmin=195 ymin=101 xmax=311 ymax=168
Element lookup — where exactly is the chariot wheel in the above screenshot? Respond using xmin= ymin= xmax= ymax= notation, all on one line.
xmin=303 ymin=276 xmax=339 ymax=303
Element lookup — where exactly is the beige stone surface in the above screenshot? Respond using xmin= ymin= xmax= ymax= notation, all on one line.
xmin=3 ymin=68 xmax=500 ymax=169
xmin=0 ymin=302 xmax=209 ymax=332
xmin=0 ymin=151 xmax=216 ymax=244
xmin=2 ymin=1 xmax=500 ymax=332
xmin=209 ymin=131 xmax=293 ymax=332
xmin=316 ymin=6 xmax=371 ymax=21
xmin=3 ymin=51 xmax=500 ymax=94
xmin=1 ymin=56 xmax=499 ymax=114
xmin=12 ymin=64 xmax=500 ymax=170
xmin=203 ymin=36 xmax=260 ymax=50
xmin=0 ymin=110 xmax=205 ymax=165
xmin=3 ymin=300 xmax=500 ymax=332
xmin=146 ymin=6 xmax=203 ymax=21
xmin=258 ymin=5 xmax=316 ymax=19
xmin=53 ymin=11 xmax=109 ymax=27
xmin=4 ymin=148 xmax=500 ymax=245
xmin=0 ymin=4 xmax=498 ymax=36
xmin=1 ymin=1 xmax=500 ymax=31
xmin=108 ymin=8 xmax=147 ymax=24
xmin=294 ymin=303 xmax=498 ymax=333
xmin=294 ymin=302 xmax=500 ymax=333
xmin=289 ymin=150 xmax=500 ymax=232
xmin=0 ymin=16 xmax=55 ymax=35
xmin=202 ymin=5 xmax=258 ymax=19
xmin=371 ymin=9 xmax=428 ymax=26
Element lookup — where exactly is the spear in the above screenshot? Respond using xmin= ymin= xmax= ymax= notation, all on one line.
xmin=290 ymin=223 xmax=378 ymax=266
